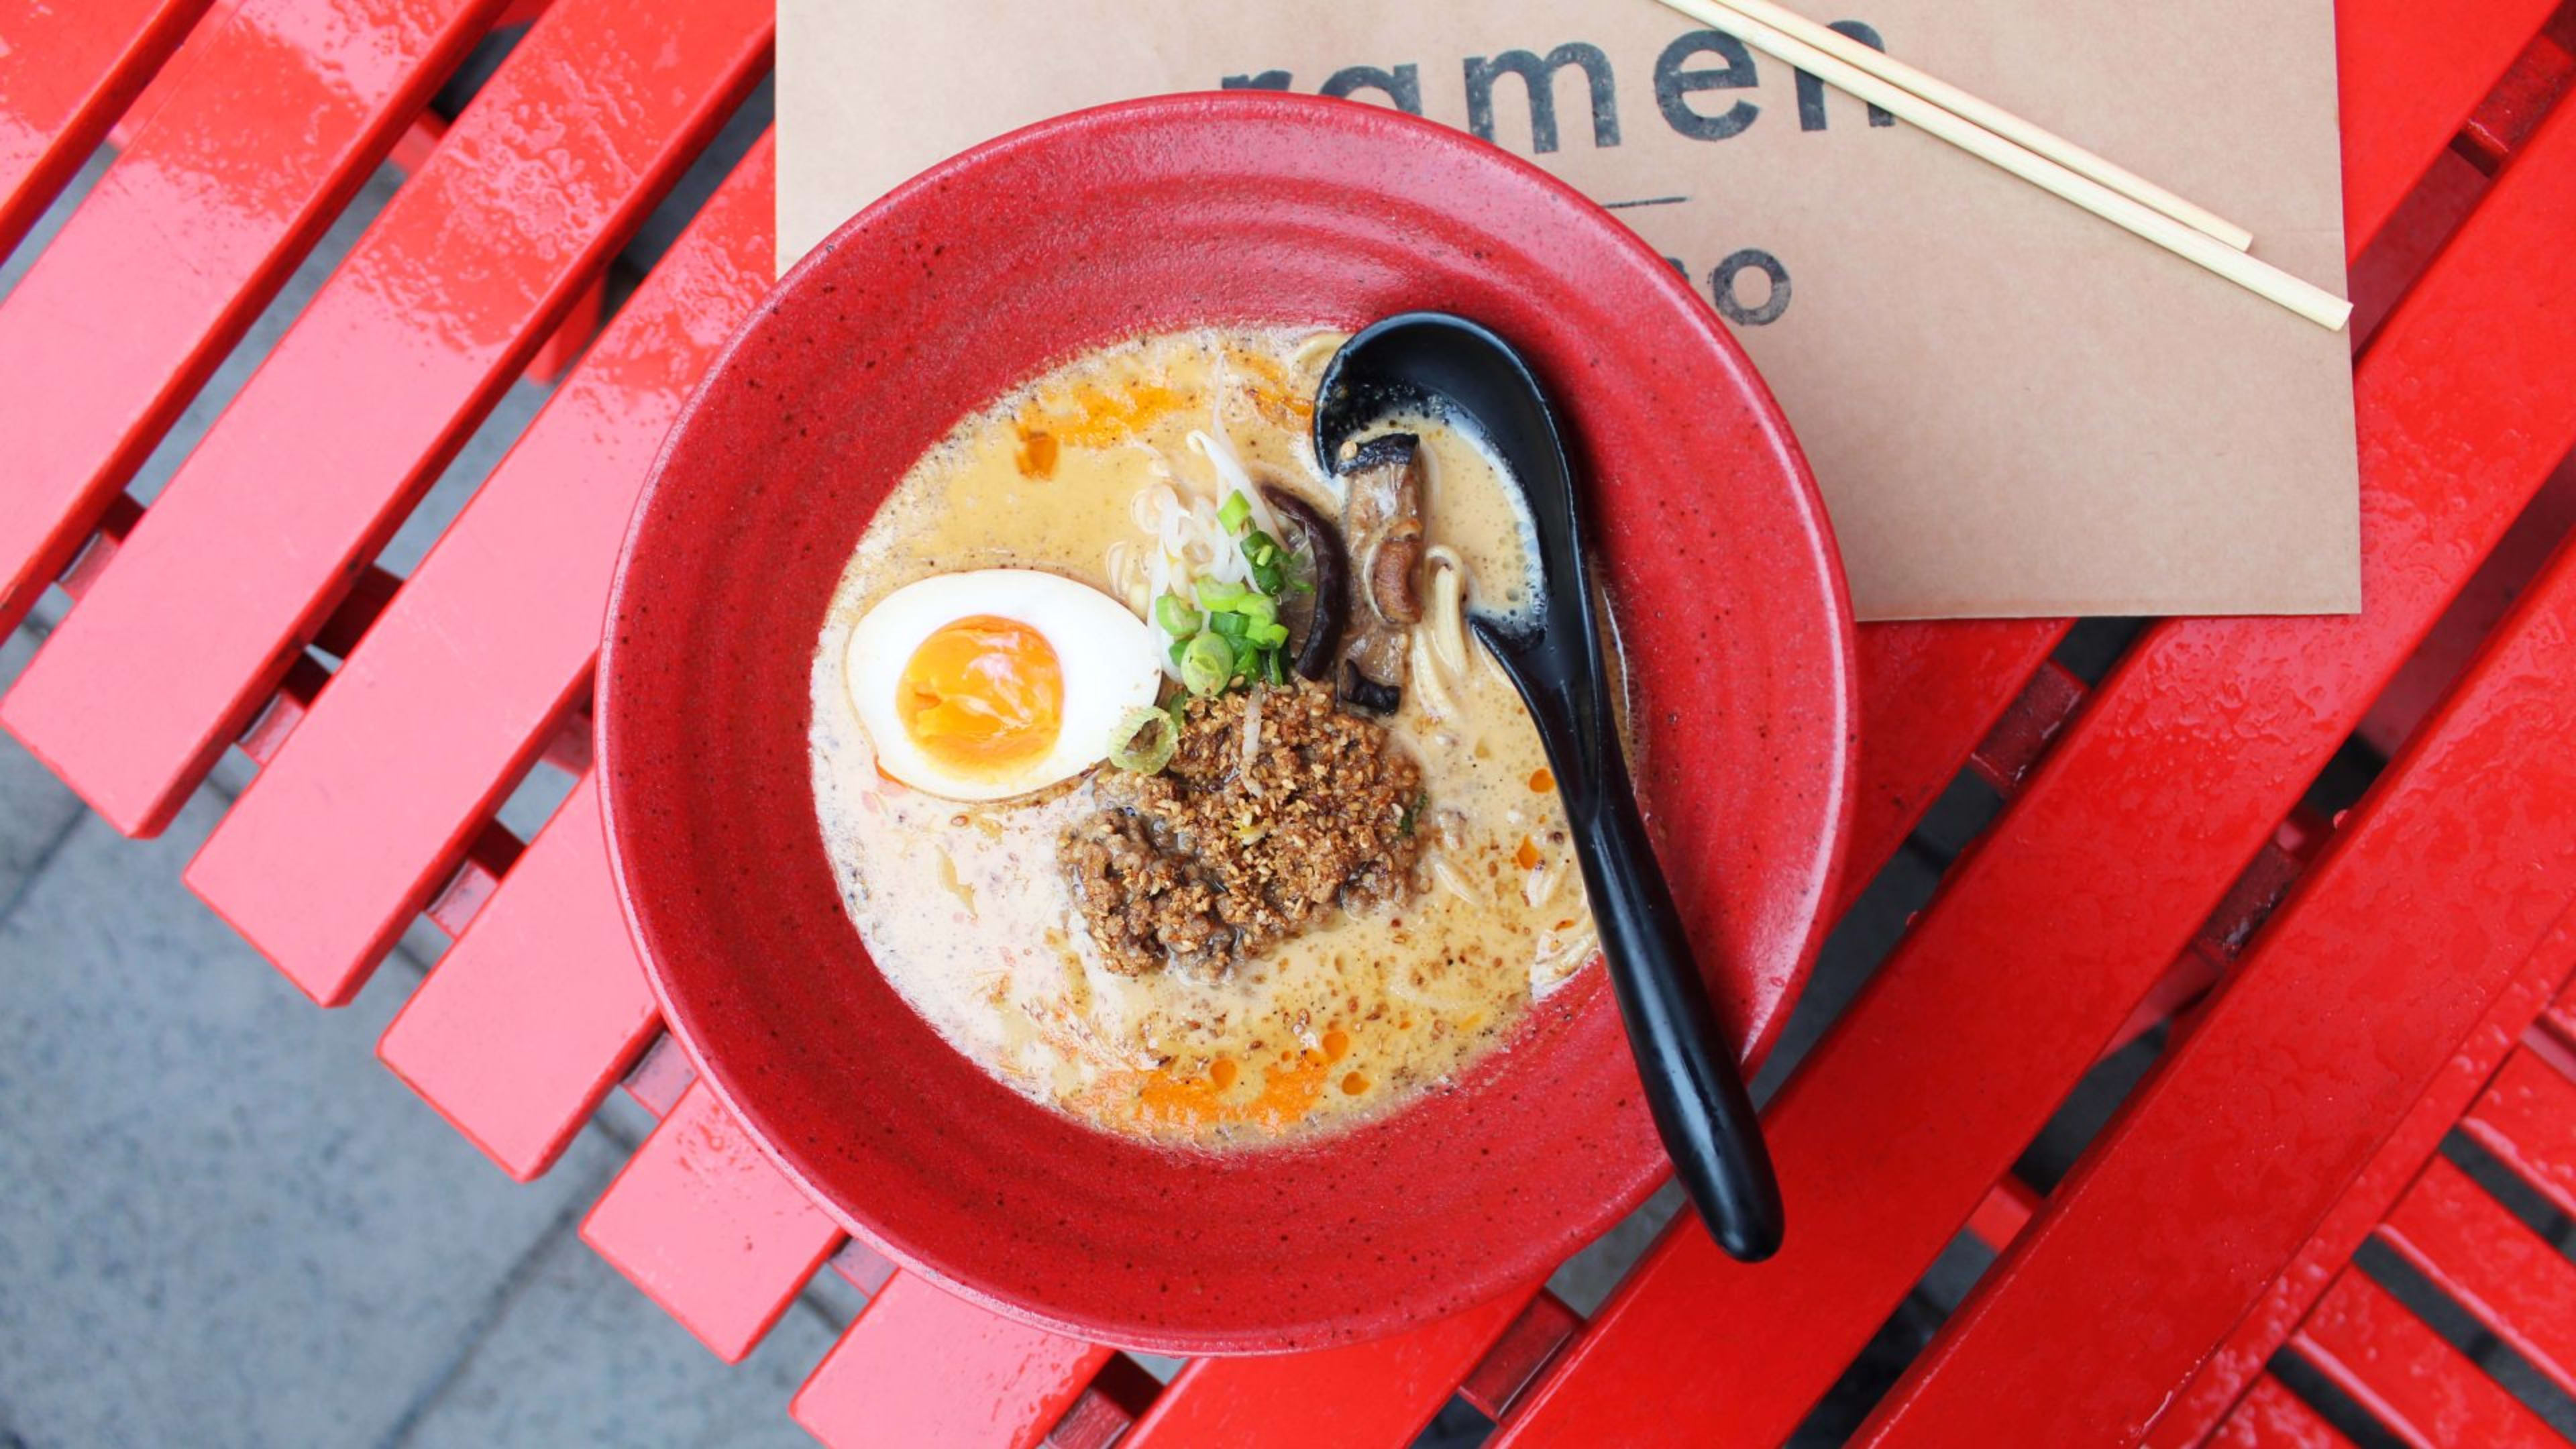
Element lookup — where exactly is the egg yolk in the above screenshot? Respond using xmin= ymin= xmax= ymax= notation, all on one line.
xmin=896 ymin=616 xmax=1063 ymax=773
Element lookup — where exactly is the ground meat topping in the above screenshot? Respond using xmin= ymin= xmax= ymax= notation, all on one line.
xmin=1061 ymin=683 xmax=1424 ymax=977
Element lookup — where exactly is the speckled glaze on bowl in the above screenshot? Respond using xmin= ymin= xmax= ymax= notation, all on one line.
xmin=596 ymin=92 xmax=1856 ymax=1354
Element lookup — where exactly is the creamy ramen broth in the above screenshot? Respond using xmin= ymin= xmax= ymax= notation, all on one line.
xmin=810 ymin=328 xmax=1601 ymax=1146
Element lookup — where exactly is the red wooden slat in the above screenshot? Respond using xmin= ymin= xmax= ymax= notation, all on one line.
xmin=1497 ymin=87 xmax=2576 ymax=1449
xmin=1456 ymin=1291 xmax=1581 ymax=1421
xmin=1962 ymin=1176 xmax=2039 ymax=1250
xmin=235 ymin=655 xmax=326 ymax=765
xmin=2137 ymin=930 xmax=2576 ymax=1448
xmin=2097 ymin=947 xmax=2220 ymax=1063
xmin=105 ymin=0 xmax=247 ymax=150
xmin=0 ymin=0 xmax=211 ymax=258
xmin=2336 ymin=0 xmax=2560 ymax=247
xmin=1041 ymin=1355 xmax=1161 ymax=1449
xmin=523 ymin=266 xmax=604 ymax=382
xmin=1854 ymin=530 xmax=2576 ymax=1444
xmin=2207 ymin=1376 xmax=2355 ymax=1449
xmin=1966 ymin=657 xmax=2084 ymax=795
xmin=2380 ymin=1154 xmax=2576 ymax=1400
xmin=2543 ymin=972 xmax=2576 ymax=1047
xmin=2462 ymin=1047 xmax=2576 ymax=1219
xmin=418 ymin=820 xmax=517 ymax=939
xmin=579 ymin=1079 xmax=843 ymax=1364
xmin=1123 ymin=1289 xmax=1529 ymax=1449
xmin=2345 ymin=150 xmax=2492 ymax=355
xmin=620 ymin=1031 xmax=698 ymax=1120
xmin=2292 ymin=1271 xmax=2558 ymax=1449
xmin=0 ymin=0 xmax=509 ymax=638
xmin=2513 ymin=1022 xmax=2576 ymax=1082
xmin=2458 ymin=7 xmax=2576 ymax=171
xmin=0 ymin=0 xmax=772 ymax=839
xmin=376 ymin=773 xmax=655 ymax=1181
xmin=186 ymin=136 xmax=775 ymax=1004
xmin=1046 ymin=1393 xmax=1129 ymax=1449
xmin=366 ymin=91 xmax=608 ymax=387
xmin=386 ymin=107 xmax=445 ymax=178
xmin=1845 ymin=621 xmax=2065 ymax=869
xmin=792 ymin=1273 xmax=1112 ymax=1449
xmin=310 ymin=563 xmax=402 ymax=661
xmin=2194 ymin=841 xmax=2308 ymax=961
xmin=826 ymin=1238 xmax=900 ymax=1299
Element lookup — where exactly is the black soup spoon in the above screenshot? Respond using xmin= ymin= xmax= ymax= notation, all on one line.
xmin=1314 ymin=311 xmax=1785 ymax=1263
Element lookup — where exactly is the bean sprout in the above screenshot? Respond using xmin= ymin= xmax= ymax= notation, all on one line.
xmin=1104 ymin=541 xmax=1148 ymax=614
xmin=1188 ymin=428 xmax=1284 ymax=542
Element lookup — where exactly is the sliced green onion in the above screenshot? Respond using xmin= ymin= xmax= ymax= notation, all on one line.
xmin=1180 ymin=631 xmax=1234 ymax=696
xmin=1208 ymin=610 xmax=1250 ymax=643
xmin=1155 ymin=593 xmax=1202 ymax=636
xmin=1236 ymin=594 xmax=1277 ymax=628
xmin=1217 ymin=492 xmax=1252 ymax=535
xmin=1263 ymin=649 xmax=1287 ymax=686
xmin=1108 ymin=706 xmax=1178 ymax=773
xmin=1249 ymin=621 xmax=1290 ymax=649
xmin=1195 ymin=578 xmax=1254 ymax=612
xmin=1167 ymin=637 xmax=1189 ymax=671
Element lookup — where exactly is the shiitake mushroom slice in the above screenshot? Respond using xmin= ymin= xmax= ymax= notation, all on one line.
xmin=1259 ymin=483 xmax=1348 ymax=682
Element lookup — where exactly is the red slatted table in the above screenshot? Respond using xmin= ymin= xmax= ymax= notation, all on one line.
xmin=5 ymin=0 xmax=2576 ymax=1444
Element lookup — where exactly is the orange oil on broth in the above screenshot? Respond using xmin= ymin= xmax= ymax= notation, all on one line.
xmin=810 ymin=329 xmax=1598 ymax=1147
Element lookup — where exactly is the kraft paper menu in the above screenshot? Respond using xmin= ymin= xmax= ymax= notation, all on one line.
xmin=777 ymin=1 xmax=2359 ymax=621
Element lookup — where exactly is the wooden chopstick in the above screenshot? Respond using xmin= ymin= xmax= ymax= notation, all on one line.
xmin=1707 ymin=0 xmax=2255 ymax=252
xmin=1656 ymin=0 xmax=2353 ymax=331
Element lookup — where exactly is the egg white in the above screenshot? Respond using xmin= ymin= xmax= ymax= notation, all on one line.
xmin=844 ymin=569 xmax=1163 ymax=802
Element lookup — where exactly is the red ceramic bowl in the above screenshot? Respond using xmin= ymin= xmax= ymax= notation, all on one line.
xmin=598 ymin=92 xmax=1856 ymax=1354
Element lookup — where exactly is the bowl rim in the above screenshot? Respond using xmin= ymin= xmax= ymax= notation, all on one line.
xmin=596 ymin=88 xmax=1860 ymax=1352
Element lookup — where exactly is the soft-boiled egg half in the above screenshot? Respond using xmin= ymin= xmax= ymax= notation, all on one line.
xmin=845 ymin=569 xmax=1163 ymax=801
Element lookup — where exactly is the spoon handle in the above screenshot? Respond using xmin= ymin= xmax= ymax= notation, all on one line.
xmin=1569 ymin=767 xmax=1785 ymax=1262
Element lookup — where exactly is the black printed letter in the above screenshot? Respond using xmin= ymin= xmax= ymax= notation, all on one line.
xmin=1464 ymin=44 xmax=1620 ymax=154
xmin=1654 ymin=30 xmax=1760 ymax=142
xmin=1795 ymin=22 xmax=1894 ymax=130
xmin=1710 ymin=250 xmax=1791 ymax=325
xmin=1321 ymin=63 xmax=1424 ymax=115
xmin=1222 ymin=70 xmax=1294 ymax=91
